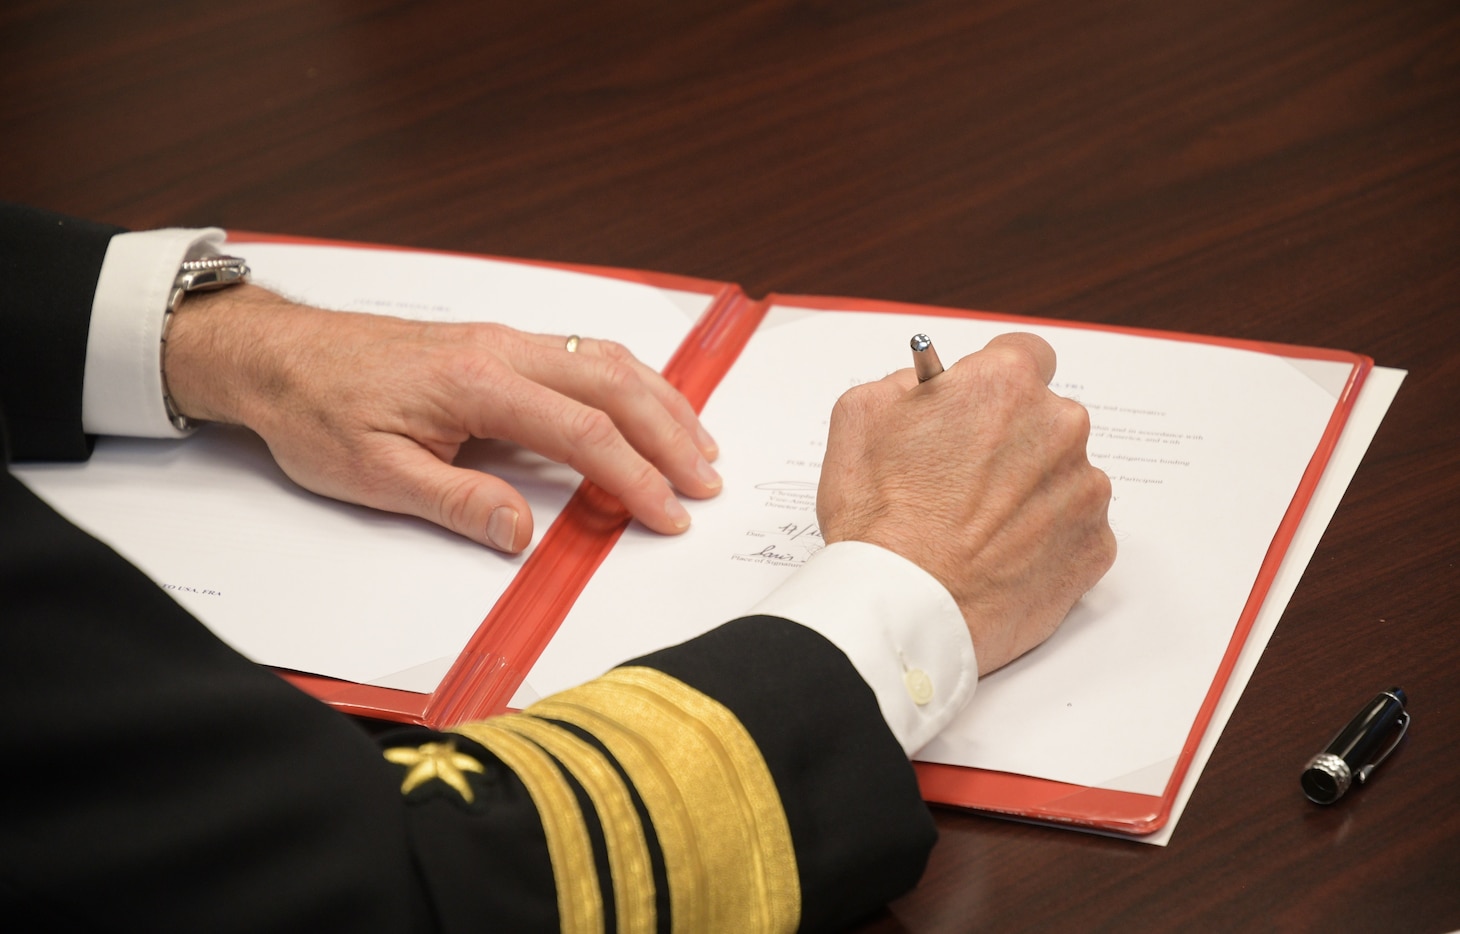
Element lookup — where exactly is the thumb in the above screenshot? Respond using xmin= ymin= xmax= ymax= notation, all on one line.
xmin=386 ymin=450 xmax=536 ymax=553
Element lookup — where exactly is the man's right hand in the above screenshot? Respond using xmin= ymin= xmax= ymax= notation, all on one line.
xmin=817 ymin=332 xmax=1116 ymax=675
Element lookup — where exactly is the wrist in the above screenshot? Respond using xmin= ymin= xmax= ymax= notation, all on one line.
xmin=162 ymin=283 xmax=300 ymax=430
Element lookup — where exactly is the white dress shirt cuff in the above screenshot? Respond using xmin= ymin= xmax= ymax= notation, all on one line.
xmin=82 ymin=227 xmax=227 ymax=438
xmin=748 ymin=540 xmax=977 ymax=757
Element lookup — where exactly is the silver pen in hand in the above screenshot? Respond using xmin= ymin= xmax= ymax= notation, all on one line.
xmin=911 ymin=333 xmax=945 ymax=382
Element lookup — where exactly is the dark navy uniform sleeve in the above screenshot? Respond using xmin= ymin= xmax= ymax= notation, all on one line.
xmin=0 ymin=201 xmax=123 ymax=461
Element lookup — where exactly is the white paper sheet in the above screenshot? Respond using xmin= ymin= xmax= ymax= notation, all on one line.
xmin=16 ymin=243 xmax=711 ymax=693
xmin=521 ymin=304 xmax=1360 ymax=801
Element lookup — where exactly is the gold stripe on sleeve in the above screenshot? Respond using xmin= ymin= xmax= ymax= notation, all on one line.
xmin=496 ymin=713 xmax=657 ymax=934
xmin=453 ymin=719 xmax=604 ymax=934
xmin=528 ymin=666 xmax=800 ymax=934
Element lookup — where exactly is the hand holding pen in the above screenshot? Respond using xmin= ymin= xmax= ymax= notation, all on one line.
xmin=816 ymin=332 xmax=1116 ymax=675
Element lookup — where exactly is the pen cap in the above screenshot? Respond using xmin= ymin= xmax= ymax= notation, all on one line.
xmin=1300 ymin=688 xmax=1408 ymax=805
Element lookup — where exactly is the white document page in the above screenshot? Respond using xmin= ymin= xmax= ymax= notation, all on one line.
xmin=16 ymin=243 xmax=711 ymax=694
xmin=521 ymin=304 xmax=1351 ymax=797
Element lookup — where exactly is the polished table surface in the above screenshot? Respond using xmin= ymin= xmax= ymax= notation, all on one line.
xmin=3 ymin=1 xmax=1456 ymax=929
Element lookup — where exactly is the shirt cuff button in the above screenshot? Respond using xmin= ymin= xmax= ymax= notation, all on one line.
xmin=904 ymin=668 xmax=934 ymax=706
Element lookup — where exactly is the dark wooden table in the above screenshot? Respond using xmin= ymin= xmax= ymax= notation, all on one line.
xmin=4 ymin=1 xmax=1456 ymax=929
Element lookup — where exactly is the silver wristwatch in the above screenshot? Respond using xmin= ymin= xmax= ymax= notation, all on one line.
xmin=161 ymin=255 xmax=251 ymax=431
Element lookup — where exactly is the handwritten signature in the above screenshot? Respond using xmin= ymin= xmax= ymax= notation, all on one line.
xmin=742 ymin=544 xmax=798 ymax=562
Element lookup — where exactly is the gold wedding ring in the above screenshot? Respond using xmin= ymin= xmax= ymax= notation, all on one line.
xmin=565 ymin=334 xmax=581 ymax=353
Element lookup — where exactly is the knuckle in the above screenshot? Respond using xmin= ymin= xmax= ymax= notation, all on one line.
xmin=657 ymin=418 xmax=695 ymax=456
xmin=449 ymin=332 xmax=510 ymax=382
xmin=828 ymin=384 xmax=890 ymax=438
xmin=621 ymin=459 xmax=662 ymax=497
xmin=983 ymin=342 xmax=1043 ymax=378
xmin=455 ymin=321 xmax=502 ymax=356
xmin=1070 ymin=460 xmax=1112 ymax=508
xmin=431 ymin=472 xmax=480 ymax=533
xmin=595 ymin=358 xmax=640 ymax=396
xmin=1077 ymin=468 xmax=1117 ymax=568
xmin=1049 ymin=396 xmax=1093 ymax=446
xmin=837 ymin=379 xmax=893 ymax=413
xmin=595 ymin=339 xmax=635 ymax=365
xmin=471 ymin=321 xmax=510 ymax=342
xmin=829 ymin=386 xmax=869 ymax=425
xmin=565 ymin=406 xmax=620 ymax=450
xmin=957 ymin=352 xmax=1042 ymax=405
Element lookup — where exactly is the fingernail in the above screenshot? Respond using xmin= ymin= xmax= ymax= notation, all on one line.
xmin=664 ymin=494 xmax=691 ymax=531
xmin=696 ymin=424 xmax=719 ymax=459
xmin=487 ymin=506 xmax=520 ymax=552
xmin=695 ymin=455 xmax=722 ymax=491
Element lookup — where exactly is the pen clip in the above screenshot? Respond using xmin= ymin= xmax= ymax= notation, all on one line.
xmin=1356 ymin=710 xmax=1410 ymax=784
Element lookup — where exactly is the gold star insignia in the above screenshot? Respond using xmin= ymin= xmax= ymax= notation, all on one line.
xmin=383 ymin=740 xmax=486 ymax=803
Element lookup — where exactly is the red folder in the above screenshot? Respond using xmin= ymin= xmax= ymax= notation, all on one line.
xmin=239 ymin=232 xmax=1371 ymax=836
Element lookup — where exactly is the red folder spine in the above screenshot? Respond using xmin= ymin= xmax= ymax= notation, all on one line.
xmin=423 ymin=286 xmax=769 ymax=727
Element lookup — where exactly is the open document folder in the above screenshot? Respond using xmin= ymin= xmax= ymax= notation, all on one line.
xmin=16 ymin=234 xmax=1391 ymax=838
